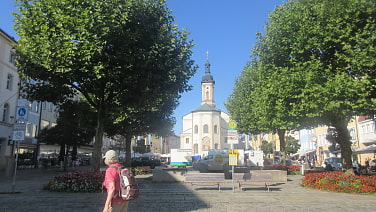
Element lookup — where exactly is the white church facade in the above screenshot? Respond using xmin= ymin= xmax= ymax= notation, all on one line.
xmin=180 ymin=56 xmax=231 ymax=155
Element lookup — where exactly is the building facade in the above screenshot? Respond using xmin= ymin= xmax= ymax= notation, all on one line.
xmin=180 ymin=57 xmax=231 ymax=155
xmin=0 ymin=29 xmax=19 ymax=171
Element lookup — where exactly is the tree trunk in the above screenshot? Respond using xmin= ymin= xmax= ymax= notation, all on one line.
xmin=277 ymin=129 xmax=287 ymax=165
xmin=72 ymin=145 xmax=77 ymax=161
xmin=331 ymin=117 xmax=353 ymax=173
xmin=125 ymin=134 xmax=132 ymax=168
xmin=64 ymin=145 xmax=70 ymax=172
xmin=59 ymin=143 xmax=65 ymax=162
xmin=92 ymin=107 xmax=105 ymax=172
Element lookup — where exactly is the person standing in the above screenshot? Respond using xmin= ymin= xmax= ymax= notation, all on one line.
xmin=365 ymin=157 xmax=370 ymax=168
xmin=103 ymin=150 xmax=128 ymax=212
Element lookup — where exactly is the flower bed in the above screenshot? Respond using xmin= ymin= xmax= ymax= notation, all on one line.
xmin=302 ymin=171 xmax=376 ymax=194
xmin=45 ymin=168 xmax=146 ymax=192
xmin=45 ymin=171 xmax=105 ymax=192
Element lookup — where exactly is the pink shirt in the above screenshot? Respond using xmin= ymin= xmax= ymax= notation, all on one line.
xmin=103 ymin=163 xmax=126 ymax=204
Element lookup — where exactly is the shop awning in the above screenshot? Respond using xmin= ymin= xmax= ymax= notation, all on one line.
xmin=353 ymin=144 xmax=376 ymax=154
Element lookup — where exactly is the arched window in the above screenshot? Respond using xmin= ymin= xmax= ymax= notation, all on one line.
xmin=214 ymin=125 xmax=218 ymax=134
xmin=194 ymin=125 xmax=198 ymax=134
xmin=203 ymin=124 xmax=209 ymax=133
xmin=2 ymin=103 xmax=9 ymax=122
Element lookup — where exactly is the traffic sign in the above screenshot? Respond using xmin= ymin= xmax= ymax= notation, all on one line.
xmin=227 ymin=136 xmax=239 ymax=144
xmin=229 ymin=154 xmax=238 ymax=166
xmin=14 ymin=123 xmax=26 ymax=130
xmin=17 ymin=98 xmax=28 ymax=106
xmin=12 ymin=131 xmax=25 ymax=141
xmin=13 ymin=123 xmax=26 ymax=141
xmin=227 ymin=130 xmax=238 ymax=136
xmin=228 ymin=120 xmax=237 ymax=129
xmin=16 ymin=106 xmax=28 ymax=121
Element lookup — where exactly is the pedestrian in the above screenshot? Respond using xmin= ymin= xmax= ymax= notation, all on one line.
xmin=365 ymin=157 xmax=370 ymax=167
xmin=102 ymin=150 xmax=128 ymax=212
xmin=324 ymin=162 xmax=333 ymax=171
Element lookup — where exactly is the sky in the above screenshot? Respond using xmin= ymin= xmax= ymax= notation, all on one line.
xmin=0 ymin=0 xmax=284 ymax=135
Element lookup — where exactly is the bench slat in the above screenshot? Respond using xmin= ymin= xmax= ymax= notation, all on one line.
xmin=233 ymin=173 xmax=273 ymax=192
xmin=233 ymin=173 xmax=272 ymax=182
xmin=185 ymin=173 xmax=225 ymax=191
xmin=185 ymin=173 xmax=225 ymax=182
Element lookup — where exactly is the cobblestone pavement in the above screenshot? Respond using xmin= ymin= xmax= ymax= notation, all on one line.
xmin=1 ymin=167 xmax=376 ymax=212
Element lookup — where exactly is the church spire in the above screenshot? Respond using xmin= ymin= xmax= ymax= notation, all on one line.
xmin=205 ymin=51 xmax=210 ymax=74
xmin=201 ymin=51 xmax=215 ymax=106
xmin=202 ymin=51 xmax=214 ymax=83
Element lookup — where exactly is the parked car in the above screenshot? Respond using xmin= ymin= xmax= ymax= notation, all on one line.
xmin=131 ymin=157 xmax=161 ymax=169
xmin=322 ymin=157 xmax=361 ymax=174
xmin=285 ymin=160 xmax=300 ymax=166
xmin=323 ymin=157 xmax=342 ymax=170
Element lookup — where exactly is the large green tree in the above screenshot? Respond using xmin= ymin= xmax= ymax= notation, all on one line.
xmin=38 ymin=100 xmax=96 ymax=170
xmin=227 ymin=18 xmax=305 ymax=165
xmin=285 ymin=136 xmax=300 ymax=157
xmin=106 ymin=100 xmax=176 ymax=167
xmin=260 ymin=140 xmax=274 ymax=158
xmin=14 ymin=0 xmax=196 ymax=171
xmin=227 ymin=0 xmax=376 ymax=171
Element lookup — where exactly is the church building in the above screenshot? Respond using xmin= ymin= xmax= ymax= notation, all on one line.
xmin=180 ymin=55 xmax=231 ymax=155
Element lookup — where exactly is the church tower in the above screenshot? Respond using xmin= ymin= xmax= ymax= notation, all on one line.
xmin=180 ymin=52 xmax=230 ymax=155
xmin=201 ymin=52 xmax=215 ymax=107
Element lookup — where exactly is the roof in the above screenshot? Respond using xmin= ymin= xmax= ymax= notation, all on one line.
xmin=0 ymin=28 xmax=17 ymax=43
xmin=192 ymin=103 xmax=221 ymax=113
xmin=201 ymin=59 xmax=215 ymax=83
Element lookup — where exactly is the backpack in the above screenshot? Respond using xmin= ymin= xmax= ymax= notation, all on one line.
xmin=111 ymin=166 xmax=140 ymax=201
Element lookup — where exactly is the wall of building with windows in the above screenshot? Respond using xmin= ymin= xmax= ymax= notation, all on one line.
xmin=0 ymin=29 xmax=19 ymax=171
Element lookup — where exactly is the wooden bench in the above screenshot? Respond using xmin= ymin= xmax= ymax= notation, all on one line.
xmin=185 ymin=173 xmax=226 ymax=191
xmin=233 ymin=172 xmax=273 ymax=192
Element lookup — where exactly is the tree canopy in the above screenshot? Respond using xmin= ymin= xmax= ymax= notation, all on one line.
xmin=38 ymin=100 xmax=96 ymax=169
xmin=285 ymin=136 xmax=300 ymax=156
xmin=227 ymin=0 xmax=376 ymax=170
xmin=14 ymin=0 xmax=197 ymax=171
xmin=260 ymin=140 xmax=274 ymax=158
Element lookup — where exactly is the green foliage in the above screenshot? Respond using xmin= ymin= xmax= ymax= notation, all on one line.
xmin=131 ymin=167 xmax=151 ymax=175
xmin=285 ymin=136 xmax=300 ymax=156
xmin=38 ymin=100 xmax=96 ymax=161
xmin=15 ymin=0 xmax=196 ymax=171
xmin=260 ymin=140 xmax=273 ymax=157
xmin=227 ymin=0 xmax=376 ymax=170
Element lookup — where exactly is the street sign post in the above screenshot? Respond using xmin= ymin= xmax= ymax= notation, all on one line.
xmin=228 ymin=120 xmax=239 ymax=192
xmin=11 ymin=122 xmax=27 ymax=193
